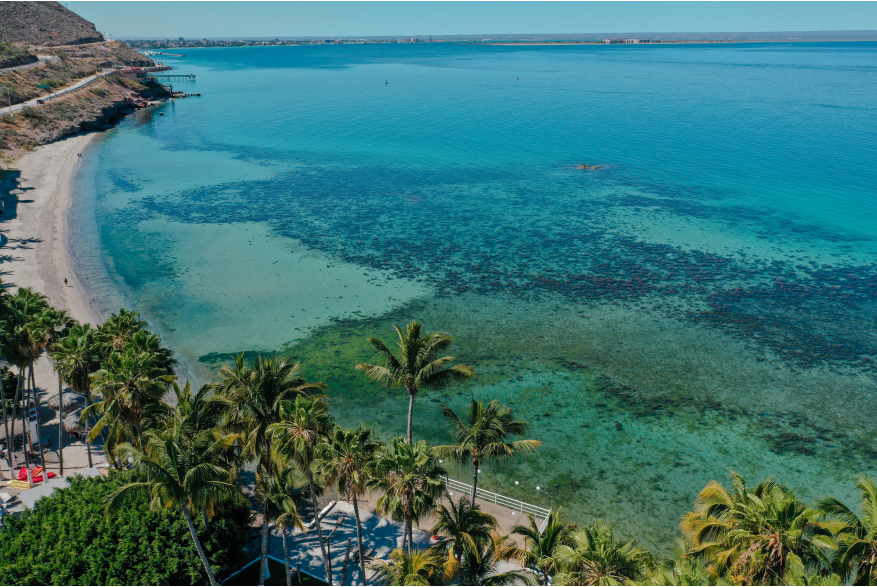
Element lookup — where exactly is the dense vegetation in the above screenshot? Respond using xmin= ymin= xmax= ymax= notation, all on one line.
xmin=1 ymin=284 xmax=875 ymax=586
xmin=0 ymin=470 xmax=252 ymax=585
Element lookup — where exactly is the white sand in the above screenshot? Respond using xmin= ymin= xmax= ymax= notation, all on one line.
xmin=1 ymin=134 xmax=110 ymax=483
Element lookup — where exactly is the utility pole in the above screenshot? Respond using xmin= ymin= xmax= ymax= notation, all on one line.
xmin=6 ymin=87 xmax=10 ymax=114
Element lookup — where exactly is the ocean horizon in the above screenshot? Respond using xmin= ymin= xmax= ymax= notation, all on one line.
xmin=70 ymin=41 xmax=877 ymax=551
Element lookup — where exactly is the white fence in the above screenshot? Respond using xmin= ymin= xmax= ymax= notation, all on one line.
xmin=445 ymin=477 xmax=550 ymax=530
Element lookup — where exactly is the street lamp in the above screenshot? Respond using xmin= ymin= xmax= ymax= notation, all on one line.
xmin=537 ymin=485 xmax=551 ymax=510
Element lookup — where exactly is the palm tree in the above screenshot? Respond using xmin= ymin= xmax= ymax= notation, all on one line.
xmin=268 ymin=395 xmax=335 ymax=583
xmin=681 ymin=473 xmax=836 ymax=585
xmin=1 ymin=288 xmax=52 ymax=485
xmin=368 ymin=437 xmax=447 ymax=554
xmin=84 ymin=347 xmax=175 ymax=461
xmin=644 ymin=538 xmax=716 ymax=586
xmin=255 ymin=463 xmax=306 ymax=587
xmin=511 ymin=508 xmax=570 ymax=585
xmin=215 ymin=355 xmax=326 ymax=585
xmin=355 ymin=321 xmax=474 ymax=444
xmin=815 ymin=475 xmax=877 ymax=585
xmin=107 ymin=414 xmax=240 ymax=586
xmin=51 ymin=323 xmax=102 ymax=469
xmin=430 ymin=497 xmax=497 ymax=564
xmin=448 ymin=531 xmax=533 ymax=586
xmin=98 ymin=308 xmax=147 ymax=353
xmin=552 ymin=520 xmax=652 ymax=586
xmin=316 ymin=425 xmax=383 ymax=585
xmin=368 ymin=548 xmax=447 ymax=586
xmin=437 ymin=398 xmax=541 ymax=504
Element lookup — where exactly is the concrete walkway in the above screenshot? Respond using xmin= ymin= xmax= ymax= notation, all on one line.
xmin=267 ymin=500 xmax=431 ymax=586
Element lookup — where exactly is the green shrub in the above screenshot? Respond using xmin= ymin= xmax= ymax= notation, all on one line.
xmin=0 ymin=470 xmax=254 ymax=585
xmin=90 ymin=87 xmax=108 ymax=97
xmin=37 ymin=78 xmax=59 ymax=89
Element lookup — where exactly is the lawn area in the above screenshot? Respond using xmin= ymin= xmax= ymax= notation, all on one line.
xmin=223 ymin=558 xmax=327 ymax=586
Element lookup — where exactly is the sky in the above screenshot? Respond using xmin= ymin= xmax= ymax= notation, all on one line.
xmin=66 ymin=1 xmax=877 ymax=39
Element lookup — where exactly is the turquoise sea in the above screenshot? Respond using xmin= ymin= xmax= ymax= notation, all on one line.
xmin=71 ymin=42 xmax=877 ymax=550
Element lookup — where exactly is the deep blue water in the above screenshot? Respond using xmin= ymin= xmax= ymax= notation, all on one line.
xmin=72 ymin=42 xmax=877 ymax=549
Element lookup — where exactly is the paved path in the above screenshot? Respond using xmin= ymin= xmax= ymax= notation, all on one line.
xmin=1 ymin=69 xmax=114 ymax=115
xmin=267 ymin=500 xmax=432 ymax=585
xmin=0 ymin=55 xmax=57 ymax=74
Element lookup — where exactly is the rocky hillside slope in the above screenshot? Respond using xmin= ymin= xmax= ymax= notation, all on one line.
xmin=0 ymin=1 xmax=104 ymax=47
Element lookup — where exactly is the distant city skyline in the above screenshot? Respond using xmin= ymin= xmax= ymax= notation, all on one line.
xmin=67 ymin=1 xmax=877 ymax=39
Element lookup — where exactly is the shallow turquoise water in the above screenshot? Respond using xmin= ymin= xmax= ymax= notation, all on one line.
xmin=71 ymin=42 xmax=877 ymax=550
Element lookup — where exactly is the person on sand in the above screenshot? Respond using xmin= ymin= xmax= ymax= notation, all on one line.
xmin=64 ymin=278 xmax=68 ymax=286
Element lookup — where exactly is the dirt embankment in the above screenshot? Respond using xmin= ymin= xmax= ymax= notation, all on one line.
xmin=0 ymin=74 xmax=161 ymax=163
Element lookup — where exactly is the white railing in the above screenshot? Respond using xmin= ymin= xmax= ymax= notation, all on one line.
xmin=445 ymin=477 xmax=550 ymax=530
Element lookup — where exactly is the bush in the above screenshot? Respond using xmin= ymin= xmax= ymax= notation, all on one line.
xmin=0 ymin=470 xmax=254 ymax=585
xmin=90 ymin=87 xmax=108 ymax=97
xmin=37 ymin=78 xmax=59 ymax=89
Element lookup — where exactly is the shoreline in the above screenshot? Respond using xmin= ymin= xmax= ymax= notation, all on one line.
xmin=11 ymin=133 xmax=102 ymax=325
xmin=0 ymin=132 xmax=111 ymax=479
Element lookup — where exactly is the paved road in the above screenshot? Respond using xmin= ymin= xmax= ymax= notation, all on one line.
xmin=0 ymin=55 xmax=58 ymax=74
xmin=1 ymin=69 xmax=114 ymax=115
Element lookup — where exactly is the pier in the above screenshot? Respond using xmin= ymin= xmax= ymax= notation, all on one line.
xmin=148 ymin=74 xmax=196 ymax=79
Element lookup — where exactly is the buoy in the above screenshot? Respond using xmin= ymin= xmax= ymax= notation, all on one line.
xmin=385 ymin=80 xmax=388 ymax=85
xmin=159 ymin=112 xmax=164 ymax=116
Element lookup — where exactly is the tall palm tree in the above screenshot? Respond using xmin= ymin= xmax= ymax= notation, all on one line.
xmin=368 ymin=437 xmax=447 ymax=554
xmin=355 ymin=321 xmax=474 ymax=444
xmin=510 ymin=508 xmax=571 ymax=586
xmin=84 ymin=347 xmax=175 ymax=461
xmin=447 ymin=531 xmax=532 ymax=586
xmin=107 ymin=414 xmax=241 ymax=586
xmin=215 ymin=355 xmax=326 ymax=585
xmin=255 ymin=463 xmax=306 ymax=587
xmin=316 ymin=425 xmax=383 ymax=585
xmin=681 ymin=473 xmax=836 ymax=585
xmin=815 ymin=475 xmax=877 ymax=585
xmin=430 ymin=497 xmax=497 ymax=564
xmin=1 ymin=288 xmax=52 ymax=485
xmin=51 ymin=323 xmax=102 ymax=470
xmin=98 ymin=308 xmax=147 ymax=353
xmin=437 ymin=398 xmax=541 ymax=504
xmin=552 ymin=520 xmax=652 ymax=586
xmin=368 ymin=548 xmax=447 ymax=586
xmin=268 ymin=395 xmax=335 ymax=583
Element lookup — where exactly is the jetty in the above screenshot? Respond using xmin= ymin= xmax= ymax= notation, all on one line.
xmin=148 ymin=74 xmax=196 ymax=80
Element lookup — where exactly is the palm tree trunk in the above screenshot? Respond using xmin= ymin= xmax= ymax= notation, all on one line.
xmin=181 ymin=506 xmax=218 ymax=586
xmin=308 ymin=469 xmax=333 ymax=583
xmin=296 ymin=564 xmax=302 ymax=586
xmin=470 ymin=460 xmax=480 ymax=504
xmin=282 ymin=525 xmax=291 ymax=587
xmin=202 ymin=505 xmax=211 ymax=535
xmin=83 ymin=386 xmax=93 ymax=468
xmin=19 ymin=367 xmax=33 ymax=486
xmin=259 ymin=506 xmax=269 ymax=587
xmin=405 ymin=384 xmax=416 ymax=444
xmin=352 ymin=497 xmax=368 ymax=586
xmin=342 ymin=537 xmax=352 ymax=586
xmin=1 ymin=373 xmax=12 ymax=472
xmin=29 ymin=367 xmax=48 ymax=484
xmin=57 ymin=374 xmax=63 ymax=477
xmin=9 ymin=368 xmax=23 ymax=470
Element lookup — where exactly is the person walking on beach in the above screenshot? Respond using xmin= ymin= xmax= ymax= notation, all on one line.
xmin=64 ymin=278 xmax=68 ymax=286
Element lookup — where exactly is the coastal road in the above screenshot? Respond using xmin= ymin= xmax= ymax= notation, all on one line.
xmin=0 ymin=54 xmax=58 ymax=73
xmin=1 ymin=69 xmax=115 ymax=115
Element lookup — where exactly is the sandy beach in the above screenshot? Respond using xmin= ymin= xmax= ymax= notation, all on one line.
xmin=1 ymin=133 xmax=109 ymax=484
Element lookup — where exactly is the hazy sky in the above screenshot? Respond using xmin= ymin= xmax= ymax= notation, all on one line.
xmin=67 ymin=1 xmax=877 ymax=39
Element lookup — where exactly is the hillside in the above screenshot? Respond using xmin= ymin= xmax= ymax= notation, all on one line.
xmin=0 ymin=1 xmax=103 ymax=47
